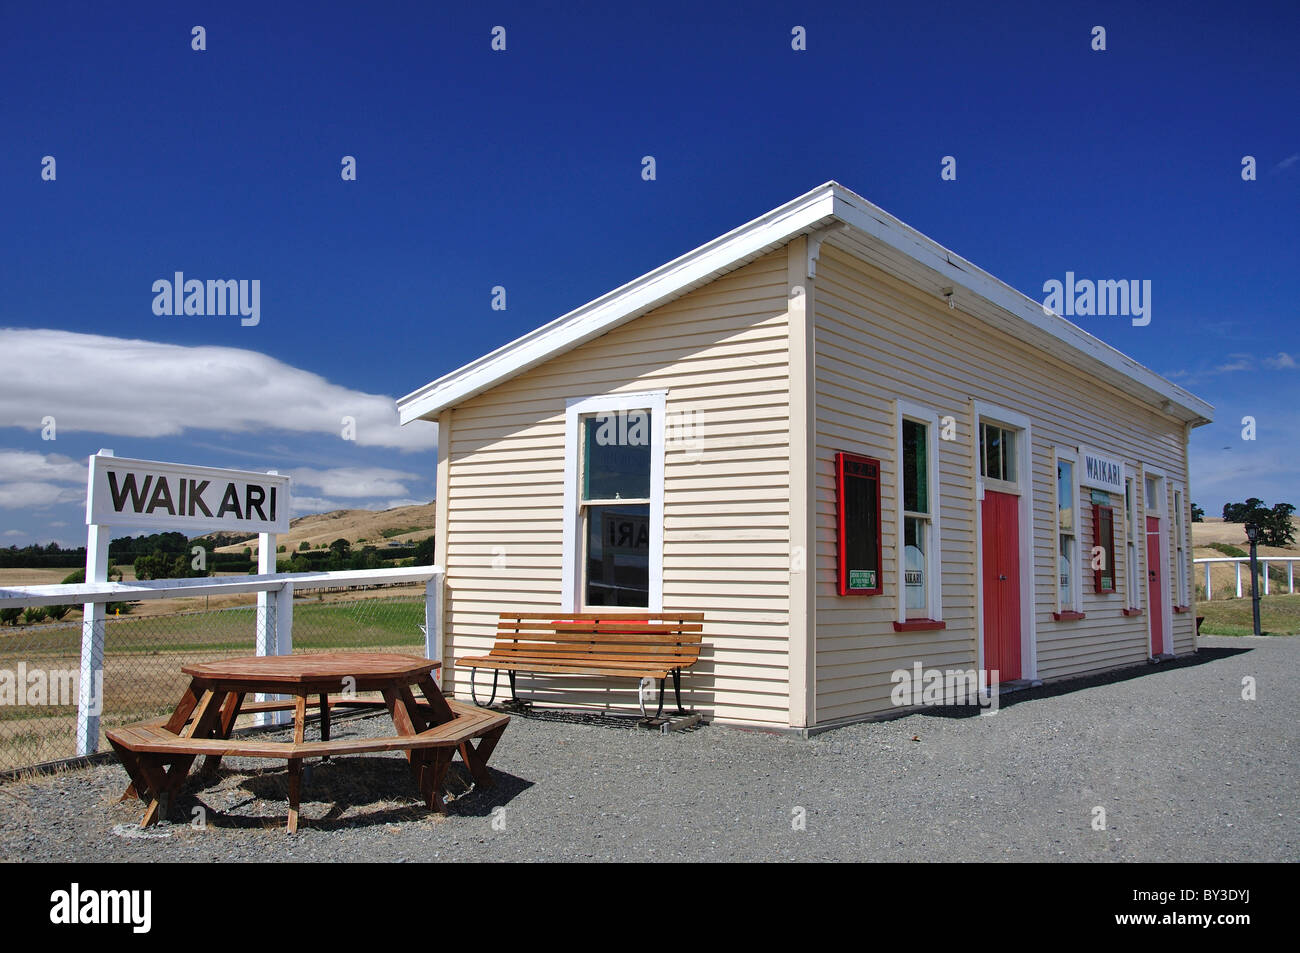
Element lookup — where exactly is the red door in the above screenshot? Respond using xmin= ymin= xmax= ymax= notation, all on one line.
xmin=981 ymin=491 xmax=1021 ymax=681
xmin=1147 ymin=516 xmax=1163 ymax=655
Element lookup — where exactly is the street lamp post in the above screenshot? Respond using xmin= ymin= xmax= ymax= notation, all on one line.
xmin=1246 ymin=523 xmax=1262 ymax=636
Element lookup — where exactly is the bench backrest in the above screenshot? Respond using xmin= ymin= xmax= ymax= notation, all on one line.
xmin=494 ymin=611 xmax=704 ymax=664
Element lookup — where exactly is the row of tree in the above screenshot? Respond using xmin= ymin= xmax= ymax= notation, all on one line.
xmin=1219 ymin=498 xmax=1296 ymax=547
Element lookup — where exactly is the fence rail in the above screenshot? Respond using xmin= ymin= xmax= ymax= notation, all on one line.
xmin=0 ymin=567 xmax=442 ymax=771
xmin=1193 ymin=556 xmax=1298 ymax=600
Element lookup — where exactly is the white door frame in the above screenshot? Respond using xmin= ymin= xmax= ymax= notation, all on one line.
xmin=1141 ymin=465 xmax=1172 ymax=656
xmin=971 ymin=400 xmax=1037 ymax=682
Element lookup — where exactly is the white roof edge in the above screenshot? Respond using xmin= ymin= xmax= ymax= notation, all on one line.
xmin=398 ymin=181 xmax=1214 ymax=426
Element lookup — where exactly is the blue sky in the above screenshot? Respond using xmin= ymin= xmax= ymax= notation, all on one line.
xmin=1 ymin=0 xmax=1296 ymax=546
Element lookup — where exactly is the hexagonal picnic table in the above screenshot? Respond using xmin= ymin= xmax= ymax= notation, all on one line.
xmin=106 ymin=652 xmax=509 ymax=832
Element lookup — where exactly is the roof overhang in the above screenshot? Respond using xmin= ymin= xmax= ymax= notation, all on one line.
xmin=398 ymin=182 xmax=1213 ymax=427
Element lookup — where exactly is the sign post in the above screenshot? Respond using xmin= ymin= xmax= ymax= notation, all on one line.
xmin=80 ymin=453 xmax=291 ymax=751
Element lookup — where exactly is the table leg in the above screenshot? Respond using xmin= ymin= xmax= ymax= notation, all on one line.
xmin=458 ymin=723 xmax=505 ymax=788
xmin=286 ymin=757 xmax=302 ymax=834
xmin=416 ymin=674 xmax=455 ymax=725
xmin=319 ymin=693 xmax=331 ymax=763
xmin=200 ymin=692 xmax=245 ymax=778
xmin=110 ymin=738 xmax=149 ymax=802
xmin=420 ymin=748 xmax=453 ymax=813
xmin=121 ymin=680 xmax=204 ymax=801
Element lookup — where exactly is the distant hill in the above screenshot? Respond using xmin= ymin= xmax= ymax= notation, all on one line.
xmin=196 ymin=502 xmax=435 ymax=554
xmin=1193 ymin=516 xmax=1298 ymax=554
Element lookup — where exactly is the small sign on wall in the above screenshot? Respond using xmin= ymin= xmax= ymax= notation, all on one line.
xmin=1078 ymin=446 xmax=1124 ymax=494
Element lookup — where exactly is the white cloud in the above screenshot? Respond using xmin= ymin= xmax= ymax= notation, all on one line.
xmin=0 ymin=329 xmax=437 ymax=452
xmin=3 ymin=529 xmax=25 ymax=538
xmin=0 ymin=449 xmax=88 ymax=509
xmin=289 ymin=496 xmax=350 ymax=515
xmin=1263 ymin=352 xmax=1297 ymax=370
xmin=385 ymin=498 xmax=430 ymax=509
xmin=1275 ymin=153 xmax=1300 ymax=172
xmin=290 ymin=466 xmax=422 ymax=499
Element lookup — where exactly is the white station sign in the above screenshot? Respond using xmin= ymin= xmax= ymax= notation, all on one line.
xmin=86 ymin=454 xmax=291 ymax=534
xmin=1077 ymin=446 xmax=1124 ymax=494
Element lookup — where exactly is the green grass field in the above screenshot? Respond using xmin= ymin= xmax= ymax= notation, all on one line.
xmin=1197 ymin=592 xmax=1300 ymax=636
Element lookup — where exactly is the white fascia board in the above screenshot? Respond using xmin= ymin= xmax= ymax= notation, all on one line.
xmin=397 ymin=185 xmax=840 ymax=424
xmin=829 ymin=184 xmax=1214 ymax=425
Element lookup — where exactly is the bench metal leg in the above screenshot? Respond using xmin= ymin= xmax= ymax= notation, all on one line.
xmin=470 ymin=668 xmax=499 ymax=708
xmin=672 ymin=669 xmax=689 ymax=715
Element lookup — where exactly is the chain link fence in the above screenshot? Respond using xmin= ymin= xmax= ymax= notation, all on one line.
xmin=0 ymin=585 xmax=428 ymax=772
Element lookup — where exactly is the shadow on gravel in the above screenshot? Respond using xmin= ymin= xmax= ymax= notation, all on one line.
xmin=167 ymin=756 xmax=532 ymax=831
xmin=476 ymin=704 xmax=709 ymax=734
xmin=911 ymin=646 xmax=1254 ymax=721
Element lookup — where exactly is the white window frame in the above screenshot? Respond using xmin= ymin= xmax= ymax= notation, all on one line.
xmin=1124 ymin=471 xmax=1140 ymax=610
xmin=978 ymin=420 xmax=1018 ymax=492
xmin=1054 ymin=447 xmax=1082 ymax=614
xmin=895 ymin=400 xmax=942 ymax=623
xmin=562 ymin=391 xmax=666 ymax=613
xmin=1172 ymin=483 xmax=1188 ymax=607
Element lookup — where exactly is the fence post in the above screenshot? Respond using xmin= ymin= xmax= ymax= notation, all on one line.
xmin=1290 ymin=560 xmax=1295 ymax=595
xmin=76 ymin=522 xmax=110 ymax=757
xmin=1235 ymin=562 xmax=1242 ymax=598
xmin=1204 ymin=562 xmax=1212 ymax=600
xmin=255 ymin=529 xmax=278 ymax=725
xmin=425 ymin=572 xmax=442 ymax=688
xmin=1262 ymin=559 xmax=1269 ymax=596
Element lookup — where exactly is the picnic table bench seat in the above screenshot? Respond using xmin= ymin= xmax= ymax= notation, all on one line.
xmin=456 ymin=611 xmax=704 ymax=718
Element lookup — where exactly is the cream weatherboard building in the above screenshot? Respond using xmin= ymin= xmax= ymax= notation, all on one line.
xmin=398 ymin=182 xmax=1213 ymax=732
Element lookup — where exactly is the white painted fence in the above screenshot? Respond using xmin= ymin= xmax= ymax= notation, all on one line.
xmin=0 ymin=566 xmax=443 ymax=758
xmin=1194 ymin=556 xmax=1297 ymax=600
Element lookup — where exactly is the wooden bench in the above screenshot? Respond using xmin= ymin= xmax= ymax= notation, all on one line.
xmin=456 ymin=612 xmax=704 ymax=719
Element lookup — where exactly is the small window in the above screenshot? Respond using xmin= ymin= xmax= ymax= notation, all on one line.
xmin=1094 ymin=504 xmax=1116 ymax=593
xmin=1057 ymin=459 xmax=1076 ymax=610
xmin=580 ymin=411 xmax=651 ymax=606
xmin=1144 ymin=475 xmax=1160 ymax=511
xmin=836 ymin=452 xmax=882 ymax=595
xmin=1125 ymin=478 xmax=1139 ymax=608
xmin=979 ymin=422 xmax=1016 ymax=484
xmin=1174 ymin=489 xmax=1188 ymax=605
xmin=902 ymin=419 xmax=930 ymax=616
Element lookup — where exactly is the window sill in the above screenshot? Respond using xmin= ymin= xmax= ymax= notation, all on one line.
xmin=1173 ymin=605 xmax=1191 ymax=613
xmin=1122 ymin=608 xmax=1144 ymax=617
xmin=1052 ymin=611 xmax=1086 ymax=621
xmin=893 ymin=619 xmax=946 ymax=632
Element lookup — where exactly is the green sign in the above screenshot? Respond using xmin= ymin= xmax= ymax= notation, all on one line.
xmin=1090 ymin=490 xmax=1111 ymax=505
xmin=849 ymin=569 xmax=877 ymax=589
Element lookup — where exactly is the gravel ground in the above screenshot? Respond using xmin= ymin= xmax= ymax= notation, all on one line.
xmin=1 ymin=635 xmax=1295 ymax=862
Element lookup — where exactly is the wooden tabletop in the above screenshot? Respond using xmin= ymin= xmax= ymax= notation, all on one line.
xmin=181 ymin=652 xmax=440 ymax=684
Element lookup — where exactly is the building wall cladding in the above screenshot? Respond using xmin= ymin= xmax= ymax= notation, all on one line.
xmin=811 ymin=243 xmax=1194 ymax=724
xmin=441 ymin=250 xmax=797 ymax=726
